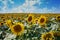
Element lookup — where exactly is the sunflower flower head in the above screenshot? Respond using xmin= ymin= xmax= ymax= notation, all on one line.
xmin=33 ymin=18 xmax=39 ymax=24
xmin=27 ymin=14 xmax=34 ymax=23
xmin=0 ymin=22 xmax=4 ymax=26
xmin=17 ymin=17 xmax=20 ymax=20
xmin=2 ymin=18 xmax=6 ymax=21
xmin=56 ymin=15 xmax=60 ymax=22
xmin=53 ymin=32 xmax=60 ymax=37
xmin=10 ymin=22 xmax=24 ymax=36
xmin=1 ymin=16 xmax=4 ymax=19
xmin=41 ymin=32 xmax=54 ymax=40
xmin=6 ymin=19 xmax=12 ymax=27
xmin=38 ymin=15 xmax=47 ymax=25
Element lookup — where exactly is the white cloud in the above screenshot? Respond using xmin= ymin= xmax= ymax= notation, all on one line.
xmin=1 ymin=0 xmax=37 ymax=13
xmin=10 ymin=0 xmax=59 ymax=13
xmin=0 ymin=0 xmax=8 ymax=12
xmin=25 ymin=0 xmax=40 ymax=6
xmin=0 ymin=0 xmax=60 ymax=13
xmin=9 ymin=0 xmax=42 ymax=13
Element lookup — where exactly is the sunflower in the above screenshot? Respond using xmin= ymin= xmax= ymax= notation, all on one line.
xmin=53 ymin=32 xmax=60 ymax=40
xmin=10 ymin=22 xmax=24 ymax=36
xmin=17 ymin=17 xmax=21 ymax=20
xmin=27 ymin=14 xmax=34 ymax=23
xmin=38 ymin=15 xmax=47 ymax=25
xmin=1 ymin=16 xmax=4 ymax=19
xmin=53 ymin=32 xmax=60 ymax=37
xmin=56 ymin=15 xmax=60 ymax=22
xmin=0 ymin=22 xmax=4 ymax=26
xmin=6 ymin=19 xmax=12 ymax=27
xmin=41 ymin=32 xmax=54 ymax=40
xmin=33 ymin=18 xmax=39 ymax=24
xmin=2 ymin=18 xmax=6 ymax=23
xmin=2 ymin=18 xmax=6 ymax=21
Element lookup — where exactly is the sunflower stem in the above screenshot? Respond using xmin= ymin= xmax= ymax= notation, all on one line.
xmin=15 ymin=36 xmax=19 ymax=40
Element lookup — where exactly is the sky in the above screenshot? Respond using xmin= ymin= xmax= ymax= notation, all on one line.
xmin=0 ymin=0 xmax=60 ymax=13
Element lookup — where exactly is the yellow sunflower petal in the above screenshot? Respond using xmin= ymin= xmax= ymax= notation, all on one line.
xmin=41 ymin=32 xmax=54 ymax=40
xmin=0 ymin=22 xmax=4 ymax=26
xmin=56 ymin=15 xmax=60 ymax=21
xmin=33 ymin=18 xmax=39 ymax=24
xmin=10 ymin=22 xmax=24 ymax=36
xmin=6 ymin=19 xmax=12 ymax=27
xmin=53 ymin=32 xmax=60 ymax=37
xmin=27 ymin=14 xmax=34 ymax=23
xmin=38 ymin=15 xmax=47 ymax=25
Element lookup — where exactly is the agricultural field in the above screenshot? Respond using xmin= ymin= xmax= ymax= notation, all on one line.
xmin=0 ymin=13 xmax=60 ymax=40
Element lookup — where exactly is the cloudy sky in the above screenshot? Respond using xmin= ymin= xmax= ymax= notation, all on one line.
xmin=0 ymin=0 xmax=60 ymax=13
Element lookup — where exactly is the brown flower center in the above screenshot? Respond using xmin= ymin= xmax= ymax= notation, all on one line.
xmin=0 ymin=23 xmax=3 ymax=26
xmin=57 ymin=16 xmax=60 ymax=18
xmin=18 ymin=17 xmax=20 ymax=20
xmin=57 ymin=16 xmax=60 ymax=21
xmin=1 ymin=16 xmax=4 ymax=18
xmin=54 ymin=32 xmax=60 ymax=37
xmin=36 ymin=20 xmax=38 ymax=21
xmin=46 ymin=34 xmax=52 ymax=38
xmin=14 ymin=25 xmax=22 ymax=32
xmin=40 ymin=18 xmax=45 ymax=23
xmin=1 ymin=23 xmax=3 ymax=25
xmin=3 ymin=19 xmax=5 ymax=21
xmin=28 ymin=16 xmax=32 ymax=22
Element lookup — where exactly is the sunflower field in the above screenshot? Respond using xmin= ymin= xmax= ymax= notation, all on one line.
xmin=0 ymin=13 xmax=60 ymax=40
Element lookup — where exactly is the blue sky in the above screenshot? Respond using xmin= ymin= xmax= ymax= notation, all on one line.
xmin=0 ymin=0 xmax=60 ymax=13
